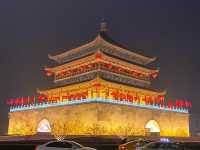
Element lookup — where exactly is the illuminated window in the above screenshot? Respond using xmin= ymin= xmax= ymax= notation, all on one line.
xmin=145 ymin=120 xmax=160 ymax=133
xmin=37 ymin=119 xmax=51 ymax=133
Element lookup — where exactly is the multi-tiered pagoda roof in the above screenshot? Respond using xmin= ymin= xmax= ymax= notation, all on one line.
xmin=43 ymin=23 xmax=164 ymax=94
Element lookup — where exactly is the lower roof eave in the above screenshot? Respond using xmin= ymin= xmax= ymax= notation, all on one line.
xmin=37 ymin=76 xmax=166 ymax=96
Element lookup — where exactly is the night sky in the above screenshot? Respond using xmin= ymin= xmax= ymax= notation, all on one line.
xmin=0 ymin=0 xmax=200 ymax=134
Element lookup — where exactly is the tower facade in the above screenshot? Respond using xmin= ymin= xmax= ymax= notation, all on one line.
xmin=8 ymin=26 xmax=190 ymax=137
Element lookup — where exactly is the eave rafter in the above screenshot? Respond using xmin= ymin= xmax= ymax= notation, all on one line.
xmin=45 ymin=51 xmax=158 ymax=75
xmin=97 ymin=34 xmax=157 ymax=65
xmin=48 ymin=38 xmax=98 ymax=63
xmin=48 ymin=33 xmax=156 ymax=65
xmin=38 ymin=77 xmax=166 ymax=96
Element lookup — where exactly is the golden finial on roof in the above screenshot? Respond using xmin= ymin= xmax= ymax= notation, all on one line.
xmin=100 ymin=18 xmax=107 ymax=32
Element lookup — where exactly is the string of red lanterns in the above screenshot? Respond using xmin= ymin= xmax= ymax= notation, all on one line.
xmin=7 ymin=92 xmax=192 ymax=110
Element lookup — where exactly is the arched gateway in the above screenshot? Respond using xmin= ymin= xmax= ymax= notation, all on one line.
xmin=37 ymin=119 xmax=51 ymax=133
xmin=145 ymin=120 xmax=160 ymax=136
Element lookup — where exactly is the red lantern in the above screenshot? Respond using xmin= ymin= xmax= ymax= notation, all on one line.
xmin=137 ymin=72 xmax=141 ymax=77
xmin=141 ymin=96 xmax=147 ymax=104
xmin=46 ymin=70 xmax=53 ymax=76
xmin=187 ymin=101 xmax=192 ymax=107
xmin=62 ymin=95 xmax=68 ymax=101
xmin=106 ymin=63 xmax=112 ymax=68
xmin=119 ymin=93 xmax=126 ymax=101
xmin=167 ymin=99 xmax=173 ymax=109
xmin=19 ymin=97 xmax=24 ymax=105
xmin=15 ymin=98 xmax=20 ymax=105
xmin=145 ymin=96 xmax=152 ymax=105
xmin=151 ymin=72 xmax=158 ymax=78
xmin=180 ymin=100 xmax=184 ymax=107
xmin=133 ymin=96 xmax=140 ymax=103
xmin=75 ymin=93 xmax=82 ymax=100
xmin=30 ymin=96 xmax=35 ymax=104
xmin=38 ymin=95 xmax=47 ymax=103
xmin=6 ymin=99 xmax=12 ymax=105
xmin=118 ymin=67 xmax=122 ymax=72
xmin=60 ymin=70 xmax=66 ymax=76
xmin=175 ymin=100 xmax=181 ymax=108
xmin=82 ymin=91 xmax=88 ymax=99
xmin=111 ymin=91 xmax=119 ymax=100
xmin=156 ymin=95 xmax=165 ymax=104
xmin=127 ymin=94 xmax=133 ymax=102
xmin=93 ymin=83 xmax=101 ymax=88
xmin=95 ymin=52 xmax=102 ymax=59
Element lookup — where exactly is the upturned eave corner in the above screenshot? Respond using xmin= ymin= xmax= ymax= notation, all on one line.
xmin=36 ymin=88 xmax=41 ymax=94
xmin=99 ymin=34 xmax=157 ymax=65
xmin=48 ymin=53 xmax=55 ymax=60
xmin=44 ymin=66 xmax=49 ymax=71
xmin=162 ymin=90 xmax=167 ymax=95
xmin=151 ymin=68 xmax=160 ymax=74
xmin=148 ymin=56 xmax=158 ymax=64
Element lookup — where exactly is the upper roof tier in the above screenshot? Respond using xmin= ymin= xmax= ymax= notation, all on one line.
xmin=48 ymin=30 xmax=156 ymax=66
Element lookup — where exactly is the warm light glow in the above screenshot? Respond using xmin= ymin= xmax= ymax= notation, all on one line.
xmin=37 ymin=119 xmax=51 ymax=133
xmin=145 ymin=120 xmax=160 ymax=132
xmin=8 ymin=103 xmax=189 ymax=137
xmin=7 ymin=28 xmax=190 ymax=138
